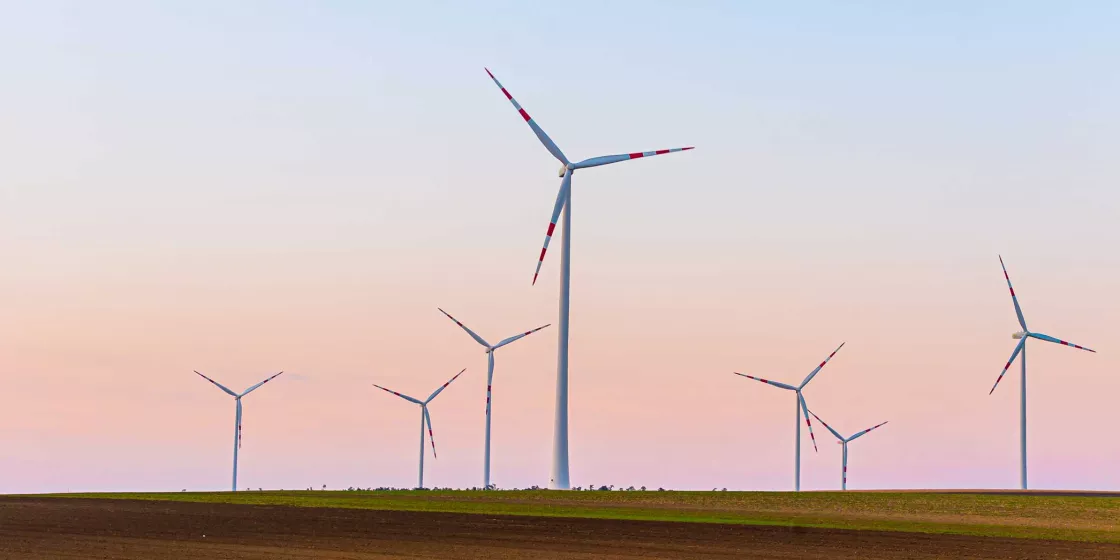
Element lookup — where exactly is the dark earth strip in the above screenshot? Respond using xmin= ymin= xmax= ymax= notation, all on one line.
xmin=1 ymin=496 xmax=1118 ymax=559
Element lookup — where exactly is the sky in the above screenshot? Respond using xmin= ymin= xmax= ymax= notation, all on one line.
xmin=1 ymin=1 xmax=1118 ymax=493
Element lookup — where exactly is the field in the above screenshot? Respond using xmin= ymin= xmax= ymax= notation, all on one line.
xmin=2 ymin=490 xmax=1119 ymax=558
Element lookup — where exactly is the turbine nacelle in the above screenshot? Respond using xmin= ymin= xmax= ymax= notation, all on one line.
xmin=1012 ymin=331 xmax=1027 ymax=340
xmin=559 ymin=164 xmax=569 ymax=177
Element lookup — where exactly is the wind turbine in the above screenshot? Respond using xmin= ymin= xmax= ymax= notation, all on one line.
xmin=733 ymin=343 xmax=845 ymax=491
xmin=807 ymin=409 xmax=887 ymax=490
xmin=989 ymin=256 xmax=1095 ymax=490
xmin=193 ymin=370 xmax=283 ymax=491
xmin=485 ymin=68 xmax=694 ymax=489
xmin=438 ymin=308 xmax=549 ymax=489
xmin=372 ymin=369 xmax=466 ymax=489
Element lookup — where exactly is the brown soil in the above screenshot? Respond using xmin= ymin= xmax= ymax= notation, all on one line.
xmin=1 ymin=496 xmax=1118 ymax=559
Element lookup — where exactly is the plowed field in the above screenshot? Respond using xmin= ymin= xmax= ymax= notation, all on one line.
xmin=2 ymin=496 xmax=1119 ymax=559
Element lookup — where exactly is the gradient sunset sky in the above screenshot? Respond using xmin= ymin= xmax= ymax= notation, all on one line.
xmin=1 ymin=1 xmax=1118 ymax=493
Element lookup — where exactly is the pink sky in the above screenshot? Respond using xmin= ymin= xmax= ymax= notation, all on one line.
xmin=2 ymin=239 xmax=1115 ymax=492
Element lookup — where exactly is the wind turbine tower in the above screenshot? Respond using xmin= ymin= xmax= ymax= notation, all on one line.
xmin=373 ymin=369 xmax=466 ymax=489
xmin=484 ymin=68 xmax=694 ymax=489
xmin=733 ymin=343 xmax=844 ymax=491
xmin=990 ymin=256 xmax=1095 ymax=490
xmin=193 ymin=370 xmax=283 ymax=491
xmin=807 ymin=409 xmax=888 ymax=490
xmin=438 ymin=308 xmax=548 ymax=489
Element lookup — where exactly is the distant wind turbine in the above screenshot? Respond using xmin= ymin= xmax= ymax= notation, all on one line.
xmin=193 ymin=370 xmax=283 ymax=491
xmin=807 ymin=409 xmax=887 ymax=490
xmin=373 ymin=369 xmax=466 ymax=489
xmin=485 ymin=68 xmax=694 ymax=489
xmin=438 ymin=308 xmax=549 ymax=489
xmin=990 ymin=256 xmax=1095 ymax=490
xmin=734 ymin=343 xmax=845 ymax=491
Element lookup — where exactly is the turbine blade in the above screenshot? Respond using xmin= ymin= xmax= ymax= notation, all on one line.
xmin=240 ymin=371 xmax=283 ymax=396
xmin=493 ymin=323 xmax=551 ymax=349
xmin=989 ymin=338 xmax=1026 ymax=395
xmin=438 ymin=308 xmax=490 ymax=348
xmin=532 ymin=171 xmax=572 ymax=285
xmin=1028 ymin=332 xmax=1096 ymax=353
xmin=372 ymin=383 xmax=423 ymax=405
xmin=800 ymin=342 xmax=846 ymax=389
xmin=799 ymin=393 xmax=818 ymax=453
xmin=426 ymin=368 xmax=467 ymax=403
xmin=571 ymin=147 xmax=694 ymax=170
xmin=424 ymin=407 xmax=437 ymax=459
xmin=236 ymin=399 xmax=243 ymax=449
xmin=807 ymin=408 xmax=844 ymax=442
xmin=486 ymin=352 xmax=494 ymax=415
xmin=999 ymin=256 xmax=1028 ymax=331
xmin=484 ymin=68 xmax=569 ymax=166
xmin=194 ymin=371 xmax=237 ymax=397
xmin=732 ymin=372 xmax=796 ymax=391
xmin=848 ymin=421 xmax=888 ymax=442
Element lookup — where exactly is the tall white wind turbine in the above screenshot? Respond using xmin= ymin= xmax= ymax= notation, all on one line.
xmin=438 ymin=308 xmax=549 ymax=489
xmin=193 ymin=370 xmax=283 ymax=491
xmin=733 ymin=343 xmax=845 ymax=491
xmin=373 ymin=369 xmax=466 ymax=489
xmin=807 ymin=409 xmax=887 ymax=490
xmin=989 ymin=256 xmax=1096 ymax=490
xmin=485 ymin=68 xmax=694 ymax=489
